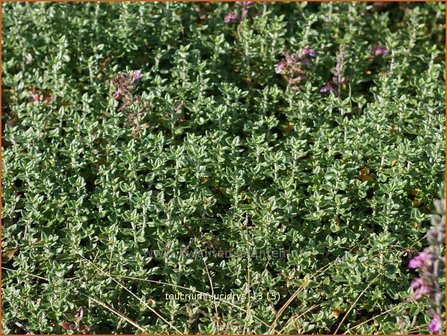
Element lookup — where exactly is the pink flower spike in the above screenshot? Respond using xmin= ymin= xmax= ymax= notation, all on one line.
xmin=408 ymin=251 xmax=430 ymax=269
xmin=303 ymin=47 xmax=316 ymax=57
xmin=320 ymin=82 xmax=333 ymax=93
xmin=412 ymin=283 xmax=430 ymax=300
xmin=428 ymin=313 xmax=442 ymax=333
xmin=224 ymin=11 xmax=239 ymax=23
xmin=112 ymin=87 xmax=124 ymax=100
xmin=408 ymin=256 xmax=422 ymax=269
xmin=411 ymin=278 xmax=423 ymax=289
xmin=372 ymin=45 xmax=389 ymax=57
xmin=418 ymin=251 xmax=429 ymax=261
xmin=285 ymin=52 xmax=297 ymax=65
xmin=132 ymin=70 xmax=142 ymax=81
xmin=275 ymin=60 xmax=286 ymax=74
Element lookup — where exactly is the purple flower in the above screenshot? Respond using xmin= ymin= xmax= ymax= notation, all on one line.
xmin=408 ymin=199 xmax=445 ymax=334
xmin=284 ymin=52 xmax=298 ymax=65
xmin=112 ymin=87 xmax=124 ymax=100
xmin=224 ymin=11 xmax=240 ymax=23
xmin=276 ymin=50 xmax=314 ymax=86
xmin=408 ymin=251 xmax=430 ymax=269
xmin=411 ymin=278 xmax=423 ymax=289
xmin=132 ymin=70 xmax=142 ymax=81
xmin=411 ymin=278 xmax=430 ymax=300
xmin=413 ymin=286 xmax=429 ymax=300
xmin=372 ymin=45 xmax=389 ymax=57
xmin=275 ymin=60 xmax=286 ymax=74
xmin=408 ymin=258 xmax=421 ymax=269
xmin=428 ymin=313 xmax=442 ymax=333
xmin=320 ymin=82 xmax=334 ymax=93
xmin=302 ymin=47 xmax=316 ymax=57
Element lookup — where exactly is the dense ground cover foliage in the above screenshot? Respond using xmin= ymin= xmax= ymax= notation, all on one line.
xmin=1 ymin=2 xmax=445 ymax=334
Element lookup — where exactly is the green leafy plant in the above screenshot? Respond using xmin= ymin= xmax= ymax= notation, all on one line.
xmin=2 ymin=2 xmax=445 ymax=334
